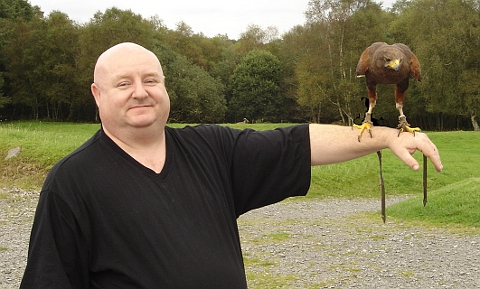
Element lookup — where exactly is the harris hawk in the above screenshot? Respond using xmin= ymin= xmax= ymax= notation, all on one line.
xmin=354 ymin=42 xmax=422 ymax=141
xmin=354 ymin=42 xmax=427 ymax=222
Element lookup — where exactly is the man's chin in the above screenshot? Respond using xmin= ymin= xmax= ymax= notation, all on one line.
xmin=124 ymin=111 xmax=168 ymax=128
xmin=126 ymin=115 xmax=157 ymax=128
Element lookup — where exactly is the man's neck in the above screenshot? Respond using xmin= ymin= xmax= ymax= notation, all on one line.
xmin=103 ymin=125 xmax=167 ymax=173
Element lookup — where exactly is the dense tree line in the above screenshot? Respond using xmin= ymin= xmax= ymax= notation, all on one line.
xmin=0 ymin=0 xmax=479 ymax=130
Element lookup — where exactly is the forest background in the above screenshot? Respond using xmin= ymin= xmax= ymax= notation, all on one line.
xmin=0 ymin=0 xmax=479 ymax=131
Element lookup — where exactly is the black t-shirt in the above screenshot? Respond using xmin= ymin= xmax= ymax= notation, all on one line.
xmin=20 ymin=124 xmax=311 ymax=289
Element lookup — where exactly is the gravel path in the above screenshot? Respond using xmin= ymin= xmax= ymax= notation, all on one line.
xmin=0 ymin=189 xmax=37 ymax=289
xmin=239 ymin=198 xmax=480 ymax=288
xmin=1 ymin=189 xmax=479 ymax=288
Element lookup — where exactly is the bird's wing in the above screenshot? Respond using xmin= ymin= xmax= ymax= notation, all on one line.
xmin=356 ymin=47 xmax=371 ymax=76
xmin=409 ymin=53 xmax=422 ymax=81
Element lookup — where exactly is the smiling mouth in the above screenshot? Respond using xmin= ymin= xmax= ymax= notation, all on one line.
xmin=129 ymin=105 xmax=152 ymax=110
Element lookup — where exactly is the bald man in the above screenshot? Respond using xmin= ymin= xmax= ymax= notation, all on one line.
xmin=21 ymin=43 xmax=442 ymax=289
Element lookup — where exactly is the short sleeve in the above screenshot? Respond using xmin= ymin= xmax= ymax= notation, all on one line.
xmin=230 ymin=124 xmax=311 ymax=215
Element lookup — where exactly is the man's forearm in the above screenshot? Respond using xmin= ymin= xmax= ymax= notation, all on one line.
xmin=309 ymin=124 xmax=443 ymax=172
xmin=309 ymin=124 xmax=388 ymax=165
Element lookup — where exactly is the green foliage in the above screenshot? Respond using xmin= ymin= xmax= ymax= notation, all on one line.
xmin=301 ymin=0 xmax=392 ymax=124
xmin=210 ymin=46 xmax=243 ymax=102
xmin=228 ymin=49 xmax=285 ymax=122
xmin=0 ymin=72 xmax=10 ymax=109
xmin=163 ymin=22 xmax=233 ymax=71
xmin=390 ymin=0 xmax=480 ymax=129
xmin=0 ymin=0 xmax=36 ymax=20
xmin=86 ymin=7 xmax=156 ymax=48
xmin=235 ymin=24 xmax=279 ymax=55
xmin=0 ymin=0 xmax=479 ymax=129
xmin=155 ymin=44 xmax=227 ymax=123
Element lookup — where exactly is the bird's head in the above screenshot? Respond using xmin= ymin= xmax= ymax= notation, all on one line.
xmin=384 ymin=57 xmax=401 ymax=71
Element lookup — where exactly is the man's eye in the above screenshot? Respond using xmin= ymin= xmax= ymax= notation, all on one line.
xmin=145 ymin=79 xmax=158 ymax=85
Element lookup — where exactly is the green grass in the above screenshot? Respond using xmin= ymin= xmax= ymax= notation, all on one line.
xmin=1 ymin=122 xmax=100 ymax=189
xmin=308 ymin=130 xmax=480 ymax=199
xmin=386 ymin=178 xmax=480 ymax=227
xmin=1 ymin=121 xmax=480 ymax=228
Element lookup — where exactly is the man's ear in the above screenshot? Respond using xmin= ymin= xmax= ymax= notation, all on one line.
xmin=91 ymin=83 xmax=101 ymax=106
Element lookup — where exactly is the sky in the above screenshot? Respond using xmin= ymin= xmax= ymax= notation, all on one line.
xmin=28 ymin=0 xmax=394 ymax=39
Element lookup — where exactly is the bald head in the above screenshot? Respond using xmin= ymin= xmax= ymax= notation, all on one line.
xmin=90 ymin=42 xmax=171 ymax=140
xmin=93 ymin=42 xmax=164 ymax=87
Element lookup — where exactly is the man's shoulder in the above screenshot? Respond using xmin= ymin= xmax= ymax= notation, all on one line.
xmin=45 ymin=130 xmax=104 ymax=179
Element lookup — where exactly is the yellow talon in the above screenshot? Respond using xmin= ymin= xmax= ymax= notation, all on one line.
xmin=397 ymin=115 xmax=421 ymax=136
xmin=404 ymin=126 xmax=421 ymax=133
xmin=353 ymin=121 xmax=373 ymax=142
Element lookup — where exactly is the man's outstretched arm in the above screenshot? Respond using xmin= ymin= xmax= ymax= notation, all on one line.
xmin=309 ymin=124 xmax=443 ymax=172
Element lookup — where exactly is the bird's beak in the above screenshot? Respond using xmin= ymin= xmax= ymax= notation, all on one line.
xmin=388 ymin=59 xmax=400 ymax=71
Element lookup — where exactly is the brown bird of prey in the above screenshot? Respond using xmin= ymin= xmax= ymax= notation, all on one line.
xmin=355 ymin=42 xmax=425 ymax=222
xmin=354 ymin=42 xmax=422 ymax=140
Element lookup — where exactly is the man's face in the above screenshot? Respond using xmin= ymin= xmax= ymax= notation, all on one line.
xmin=92 ymin=44 xmax=170 ymax=131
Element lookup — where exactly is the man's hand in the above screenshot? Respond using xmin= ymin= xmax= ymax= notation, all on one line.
xmin=387 ymin=131 xmax=443 ymax=172
xmin=309 ymin=124 xmax=443 ymax=172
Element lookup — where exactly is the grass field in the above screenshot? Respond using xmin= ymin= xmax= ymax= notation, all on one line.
xmin=1 ymin=121 xmax=479 ymax=227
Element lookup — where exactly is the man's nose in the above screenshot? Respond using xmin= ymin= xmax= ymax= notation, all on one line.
xmin=132 ymin=82 xmax=148 ymax=99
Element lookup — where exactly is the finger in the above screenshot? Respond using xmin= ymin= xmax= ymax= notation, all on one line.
xmin=394 ymin=148 xmax=420 ymax=171
xmin=416 ymin=134 xmax=443 ymax=172
xmin=426 ymin=150 xmax=443 ymax=172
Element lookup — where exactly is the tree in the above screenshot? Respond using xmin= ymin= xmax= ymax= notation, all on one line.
xmin=0 ymin=0 xmax=40 ymax=118
xmin=154 ymin=44 xmax=226 ymax=123
xmin=0 ymin=0 xmax=38 ymax=20
xmin=163 ymin=22 xmax=233 ymax=71
xmin=3 ymin=11 xmax=81 ymax=121
xmin=295 ymin=35 xmax=331 ymax=123
xmin=232 ymin=24 xmax=280 ymax=58
xmin=390 ymin=0 xmax=480 ymax=130
xmin=3 ymin=15 xmax=41 ymax=119
xmin=301 ymin=0 xmax=389 ymax=124
xmin=82 ymin=7 xmax=156 ymax=53
xmin=228 ymin=49 xmax=285 ymax=122
xmin=264 ymin=25 xmax=307 ymax=122
xmin=459 ymin=70 xmax=480 ymax=131
xmin=210 ymin=45 xmax=244 ymax=106
xmin=0 ymin=72 xmax=10 ymax=109
xmin=39 ymin=12 xmax=80 ymax=120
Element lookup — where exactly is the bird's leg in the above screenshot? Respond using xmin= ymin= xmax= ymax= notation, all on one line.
xmin=396 ymin=103 xmax=421 ymax=136
xmin=353 ymin=112 xmax=373 ymax=142
xmin=353 ymin=98 xmax=375 ymax=142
